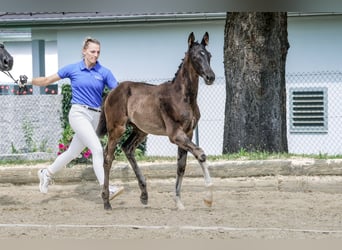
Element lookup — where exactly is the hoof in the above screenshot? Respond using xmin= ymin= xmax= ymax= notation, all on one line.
xmin=177 ymin=203 xmax=185 ymax=210
xmin=140 ymin=192 xmax=148 ymax=205
xmin=140 ymin=198 xmax=148 ymax=205
xmin=203 ymin=199 xmax=213 ymax=207
xmin=174 ymin=196 xmax=185 ymax=210
xmin=203 ymin=184 xmax=213 ymax=207
xmin=104 ymin=203 xmax=112 ymax=210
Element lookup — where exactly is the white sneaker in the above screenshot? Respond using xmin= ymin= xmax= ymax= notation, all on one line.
xmin=109 ymin=185 xmax=124 ymax=200
xmin=38 ymin=169 xmax=52 ymax=193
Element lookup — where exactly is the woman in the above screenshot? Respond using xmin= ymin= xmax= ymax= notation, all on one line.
xmin=30 ymin=37 xmax=124 ymax=200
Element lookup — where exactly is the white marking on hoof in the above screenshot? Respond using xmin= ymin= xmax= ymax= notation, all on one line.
xmin=203 ymin=198 xmax=213 ymax=207
xmin=174 ymin=196 xmax=185 ymax=210
xmin=203 ymin=185 xmax=213 ymax=207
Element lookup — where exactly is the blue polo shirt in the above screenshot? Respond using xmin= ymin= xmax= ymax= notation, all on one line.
xmin=58 ymin=60 xmax=118 ymax=108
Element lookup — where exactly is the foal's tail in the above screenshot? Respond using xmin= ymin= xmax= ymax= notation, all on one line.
xmin=96 ymin=94 xmax=108 ymax=137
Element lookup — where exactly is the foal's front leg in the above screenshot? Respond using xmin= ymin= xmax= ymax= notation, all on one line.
xmin=192 ymin=145 xmax=213 ymax=207
xmin=173 ymin=131 xmax=213 ymax=207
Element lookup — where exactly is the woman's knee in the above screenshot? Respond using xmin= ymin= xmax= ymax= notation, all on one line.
xmin=90 ymin=145 xmax=103 ymax=157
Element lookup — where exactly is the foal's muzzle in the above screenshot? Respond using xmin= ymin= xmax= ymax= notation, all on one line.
xmin=203 ymin=71 xmax=215 ymax=85
xmin=2 ymin=55 xmax=14 ymax=71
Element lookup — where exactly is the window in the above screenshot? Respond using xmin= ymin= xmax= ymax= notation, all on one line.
xmin=289 ymin=87 xmax=328 ymax=133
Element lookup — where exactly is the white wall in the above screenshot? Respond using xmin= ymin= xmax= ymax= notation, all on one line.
xmin=55 ymin=21 xmax=225 ymax=81
xmin=286 ymin=81 xmax=342 ymax=155
xmin=287 ymin=15 xmax=342 ymax=72
xmin=4 ymin=14 xmax=342 ymax=156
xmin=53 ymin=21 xmax=226 ymax=157
xmin=286 ymin=14 xmax=342 ymax=155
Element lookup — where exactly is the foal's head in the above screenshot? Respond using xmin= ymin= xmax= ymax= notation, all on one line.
xmin=0 ymin=43 xmax=14 ymax=71
xmin=187 ymin=32 xmax=215 ymax=85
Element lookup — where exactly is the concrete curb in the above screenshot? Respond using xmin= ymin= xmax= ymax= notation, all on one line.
xmin=1 ymin=158 xmax=342 ymax=185
xmin=0 ymin=152 xmax=55 ymax=162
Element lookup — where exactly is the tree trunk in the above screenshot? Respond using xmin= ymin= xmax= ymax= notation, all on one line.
xmin=223 ymin=12 xmax=289 ymax=154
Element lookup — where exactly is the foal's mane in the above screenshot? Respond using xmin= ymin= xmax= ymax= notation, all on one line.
xmin=171 ymin=41 xmax=201 ymax=83
xmin=171 ymin=60 xmax=184 ymax=83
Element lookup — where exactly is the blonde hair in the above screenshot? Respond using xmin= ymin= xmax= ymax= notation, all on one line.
xmin=82 ymin=37 xmax=100 ymax=50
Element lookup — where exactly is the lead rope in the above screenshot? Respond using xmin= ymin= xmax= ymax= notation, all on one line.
xmin=1 ymin=71 xmax=28 ymax=94
xmin=2 ymin=70 xmax=17 ymax=83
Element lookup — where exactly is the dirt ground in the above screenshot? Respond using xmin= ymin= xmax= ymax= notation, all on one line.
xmin=1 ymin=175 xmax=342 ymax=239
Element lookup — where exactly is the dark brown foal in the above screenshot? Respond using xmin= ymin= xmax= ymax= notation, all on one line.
xmin=97 ymin=32 xmax=215 ymax=210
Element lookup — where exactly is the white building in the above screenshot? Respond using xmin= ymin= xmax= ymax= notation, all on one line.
xmin=1 ymin=12 xmax=341 ymax=156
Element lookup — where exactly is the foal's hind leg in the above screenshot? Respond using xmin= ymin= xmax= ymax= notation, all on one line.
xmin=122 ymin=127 xmax=148 ymax=205
xmin=175 ymin=147 xmax=188 ymax=210
xmin=102 ymin=141 xmax=115 ymax=210
xmin=102 ymin=129 xmax=125 ymax=210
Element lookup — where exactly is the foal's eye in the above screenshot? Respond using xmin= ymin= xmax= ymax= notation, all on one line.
xmin=200 ymin=51 xmax=205 ymax=56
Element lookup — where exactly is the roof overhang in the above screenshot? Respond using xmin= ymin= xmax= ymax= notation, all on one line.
xmin=0 ymin=12 xmax=227 ymax=29
xmin=2 ymin=12 xmax=342 ymax=42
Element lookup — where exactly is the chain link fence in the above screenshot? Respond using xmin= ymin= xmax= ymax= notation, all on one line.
xmin=0 ymin=95 xmax=63 ymax=160
xmin=1 ymin=72 xmax=342 ymax=160
xmin=286 ymin=71 xmax=342 ymax=155
xmin=145 ymin=72 xmax=342 ymax=157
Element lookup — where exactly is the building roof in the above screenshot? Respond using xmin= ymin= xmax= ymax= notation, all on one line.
xmin=0 ymin=12 xmax=226 ymax=41
xmin=2 ymin=12 xmax=341 ymax=42
xmin=0 ymin=12 xmax=226 ymax=28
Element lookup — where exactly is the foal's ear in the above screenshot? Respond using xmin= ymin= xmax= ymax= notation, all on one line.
xmin=201 ymin=32 xmax=209 ymax=46
xmin=188 ymin=32 xmax=195 ymax=47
